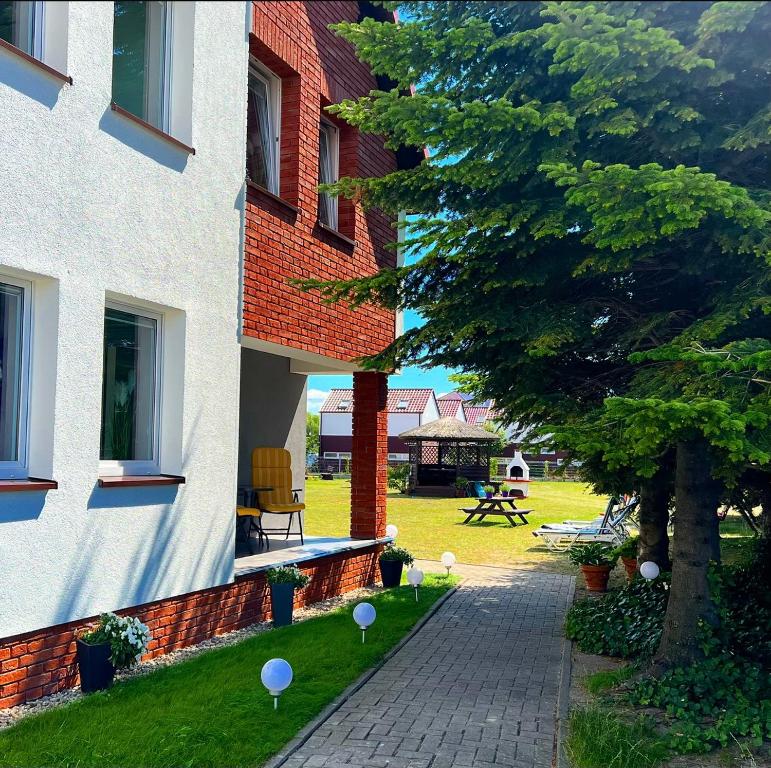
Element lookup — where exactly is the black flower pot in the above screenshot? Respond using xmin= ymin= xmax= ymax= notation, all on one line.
xmin=379 ymin=558 xmax=404 ymax=588
xmin=270 ymin=583 xmax=295 ymax=627
xmin=76 ymin=639 xmax=115 ymax=693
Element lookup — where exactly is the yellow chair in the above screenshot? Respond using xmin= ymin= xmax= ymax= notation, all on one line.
xmin=251 ymin=447 xmax=305 ymax=544
xmin=236 ymin=505 xmax=267 ymax=552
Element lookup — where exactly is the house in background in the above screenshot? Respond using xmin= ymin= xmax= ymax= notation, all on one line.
xmin=0 ymin=0 xmax=415 ymax=710
xmin=319 ymin=388 xmax=439 ymax=466
xmin=436 ymin=392 xmax=467 ymax=421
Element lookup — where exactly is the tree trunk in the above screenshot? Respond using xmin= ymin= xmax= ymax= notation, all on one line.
xmin=638 ymin=468 xmax=672 ymax=571
xmin=653 ymin=439 xmax=721 ymax=670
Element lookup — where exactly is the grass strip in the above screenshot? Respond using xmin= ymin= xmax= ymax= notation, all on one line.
xmin=0 ymin=576 xmax=454 ymax=768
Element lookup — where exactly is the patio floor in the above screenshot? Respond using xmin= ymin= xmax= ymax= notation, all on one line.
xmin=234 ymin=534 xmax=386 ymax=577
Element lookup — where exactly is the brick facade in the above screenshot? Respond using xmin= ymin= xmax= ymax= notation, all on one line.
xmin=0 ymin=545 xmax=382 ymax=710
xmin=350 ymin=372 xmax=388 ymax=539
xmin=243 ymin=1 xmax=398 ymax=364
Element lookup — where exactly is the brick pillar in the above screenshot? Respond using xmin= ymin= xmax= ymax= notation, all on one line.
xmin=350 ymin=372 xmax=388 ymax=539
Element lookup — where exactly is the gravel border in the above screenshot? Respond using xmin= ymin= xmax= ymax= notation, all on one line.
xmin=0 ymin=584 xmax=385 ymax=730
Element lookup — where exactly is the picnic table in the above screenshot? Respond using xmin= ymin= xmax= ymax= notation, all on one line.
xmin=459 ymin=495 xmax=533 ymax=527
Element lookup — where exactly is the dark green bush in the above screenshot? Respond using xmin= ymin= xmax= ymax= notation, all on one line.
xmin=565 ymin=575 xmax=669 ymax=658
xmin=632 ymin=657 xmax=771 ymax=752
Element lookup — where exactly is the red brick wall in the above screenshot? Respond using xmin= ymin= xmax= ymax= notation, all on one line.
xmin=351 ymin=372 xmax=388 ymax=538
xmin=244 ymin=1 xmax=398 ymax=364
xmin=0 ymin=545 xmax=382 ymax=709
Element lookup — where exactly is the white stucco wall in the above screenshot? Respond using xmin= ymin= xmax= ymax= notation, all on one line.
xmin=320 ymin=412 xmax=353 ymax=436
xmin=388 ymin=412 xmax=420 ymax=435
xmin=0 ymin=2 xmax=248 ymax=638
xmin=421 ymin=396 xmax=440 ymax=424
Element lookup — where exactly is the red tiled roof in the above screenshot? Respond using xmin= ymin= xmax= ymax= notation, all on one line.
xmin=464 ymin=405 xmax=491 ymax=425
xmin=320 ymin=388 xmax=435 ymax=414
xmin=437 ymin=392 xmax=463 ymax=401
xmin=438 ymin=399 xmax=463 ymax=418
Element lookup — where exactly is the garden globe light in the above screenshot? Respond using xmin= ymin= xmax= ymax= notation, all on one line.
xmin=640 ymin=561 xmax=660 ymax=581
xmin=353 ymin=602 xmax=376 ymax=643
xmin=440 ymin=551 xmax=456 ymax=576
xmin=406 ymin=567 xmax=424 ymax=601
xmin=386 ymin=524 xmax=399 ymax=539
xmin=261 ymin=658 xmax=293 ymax=709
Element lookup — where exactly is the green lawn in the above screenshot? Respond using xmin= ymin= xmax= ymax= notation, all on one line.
xmin=305 ymin=479 xmax=758 ymax=573
xmin=306 ymin=478 xmax=607 ymax=572
xmin=0 ymin=577 xmax=454 ymax=768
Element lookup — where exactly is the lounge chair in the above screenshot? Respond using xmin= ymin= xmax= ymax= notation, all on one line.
xmin=251 ymin=447 xmax=305 ymax=544
xmin=532 ymin=495 xmax=638 ymax=552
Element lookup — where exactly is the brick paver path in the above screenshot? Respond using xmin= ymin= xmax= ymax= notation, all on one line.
xmin=280 ymin=564 xmax=575 ymax=768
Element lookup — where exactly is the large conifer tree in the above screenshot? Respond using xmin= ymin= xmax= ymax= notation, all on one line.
xmin=307 ymin=1 xmax=771 ymax=666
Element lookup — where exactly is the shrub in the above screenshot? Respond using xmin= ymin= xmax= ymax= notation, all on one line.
xmin=79 ymin=613 xmax=152 ymax=669
xmin=454 ymin=475 xmax=469 ymax=490
xmin=380 ymin=544 xmax=414 ymax=565
xmin=632 ymin=657 xmax=771 ymax=753
xmin=387 ymin=464 xmax=411 ymax=493
xmin=614 ymin=535 xmax=640 ymax=561
xmin=565 ymin=576 xmax=669 ymax=657
xmin=266 ymin=565 xmax=310 ymax=589
xmin=568 ymin=542 xmax=619 ymax=567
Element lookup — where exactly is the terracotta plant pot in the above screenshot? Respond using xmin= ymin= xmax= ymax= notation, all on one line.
xmin=76 ymin=639 xmax=115 ymax=693
xmin=580 ymin=564 xmax=612 ymax=592
xmin=379 ymin=558 xmax=404 ymax=588
xmin=621 ymin=556 xmax=638 ymax=582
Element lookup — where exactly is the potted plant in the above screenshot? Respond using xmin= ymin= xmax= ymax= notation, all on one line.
xmin=568 ymin=543 xmax=618 ymax=592
xmin=500 ymin=483 xmax=512 ymax=497
xmin=379 ymin=544 xmax=414 ymax=588
xmin=613 ymin=535 xmax=640 ymax=582
xmin=76 ymin=612 xmax=152 ymax=693
xmin=483 ymin=484 xmax=495 ymax=499
xmin=454 ymin=476 xmax=469 ymax=498
xmin=266 ymin=566 xmax=310 ymax=627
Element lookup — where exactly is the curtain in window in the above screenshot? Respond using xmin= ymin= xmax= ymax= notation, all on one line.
xmin=318 ymin=125 xmax=336 ymax=226
xmin=246 ymin=72 xmax=276 ymax=192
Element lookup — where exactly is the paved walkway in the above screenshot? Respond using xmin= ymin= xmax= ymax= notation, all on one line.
xmin=279 ymin=563 xmax=575 ymax=768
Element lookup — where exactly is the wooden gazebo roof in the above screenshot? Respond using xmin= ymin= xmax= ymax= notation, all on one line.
xmin=398 ymin=417 xmax=497 ymax=442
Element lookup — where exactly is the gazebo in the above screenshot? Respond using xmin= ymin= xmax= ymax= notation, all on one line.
xmin=399 ymin=417 xmax=498 ymax=496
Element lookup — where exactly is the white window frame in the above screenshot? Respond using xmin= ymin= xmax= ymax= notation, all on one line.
xmin=318 ymin=119 xmax=339 ymax=229
xmin=247 ymin=58 xmax=281 ymax=194
xmin=30 ymin=0 xmax=45 ymax=59
xmin=0 ymin=274 xmax=32 ymax=480
xmin=99 ymin=300 xmax=163 ymax=477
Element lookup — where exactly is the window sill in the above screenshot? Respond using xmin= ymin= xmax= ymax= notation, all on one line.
xmin=245 ymin=181 xmax=299 ymax=216
xmin=0 ymin=38 xmax=72 ymax=84
xmin=316 ymin=221 xmax=357 ymax=248
xmin=0 ymin=477 xmax=58 ymax=492
xmin=110 ymin=103 xmax=195 ymax=155
xmin=97 ymin=474 xmax=186 ymax=489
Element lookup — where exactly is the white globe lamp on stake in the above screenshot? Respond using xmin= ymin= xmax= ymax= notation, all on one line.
xmin=640 ymin=561 xmax=660 ymax=581
xmin=406 ymin=567 xmax=424 ymax=602
xmin=353 ymin=602 xmax=376 ymax=643
xmin=440 ymin=551 xmax=456 ymax=576
xmin=261 ymin=658 xmax=293 ymax=710
xmin=386 ymin=524 xmax=399 ymax=539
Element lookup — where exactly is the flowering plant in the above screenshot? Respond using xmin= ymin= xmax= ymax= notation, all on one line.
xmin=266 ymin=565 xmax=311 ymax=589
xmin=79 ymin=612 xmax=152 ymax=669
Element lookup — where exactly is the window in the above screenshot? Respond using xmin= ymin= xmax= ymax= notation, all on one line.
xmin=396 ymin=400 xmax=408 ymax=410
xmin=0 ymin=1 xmax=44 ymax=58
xmin=112 ymin=1 xmax=171 ymax=130
xmin=318 ymin=120 xmax=339 ymax=228
xmin=100 ymin=304 xmax=161 ymax=474
xmin=246 ymin=61 xmax=280 ymax=194
xmin=337 ymin=399 xmax=350 ymax=410
xmin=0 ymin=278 xmax=30 ymax=479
